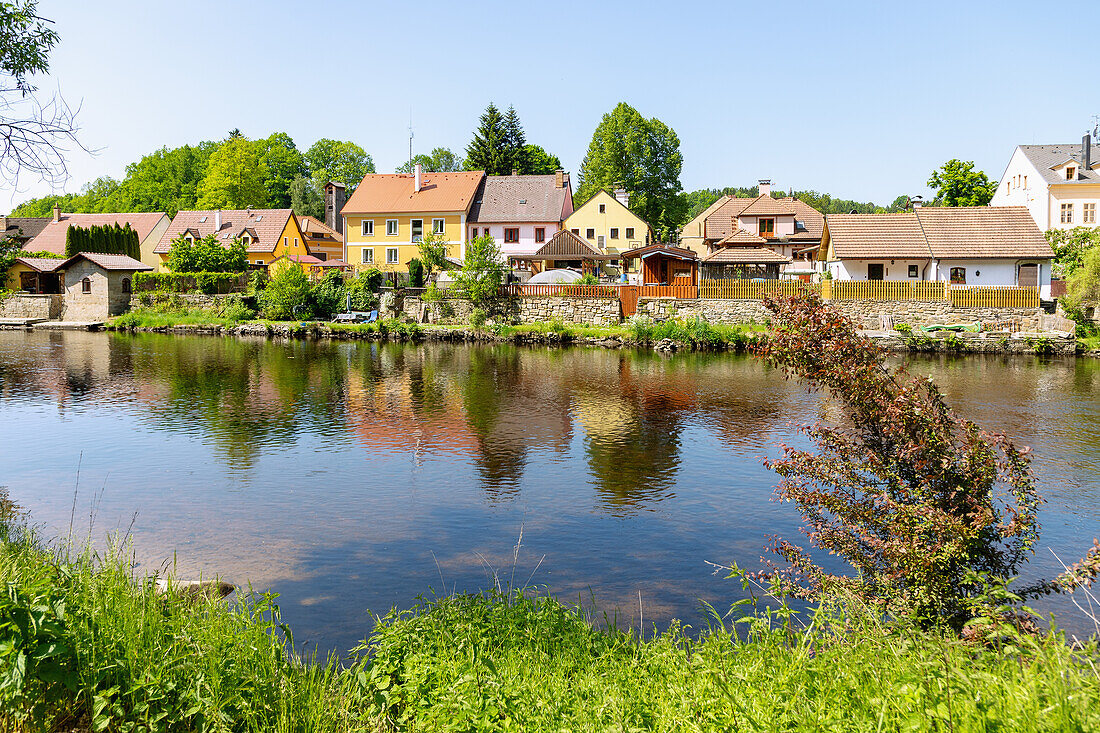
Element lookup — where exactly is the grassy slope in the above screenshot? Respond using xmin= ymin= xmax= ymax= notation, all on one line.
xmin=2 ymin=511 xmax=1098 ymax=732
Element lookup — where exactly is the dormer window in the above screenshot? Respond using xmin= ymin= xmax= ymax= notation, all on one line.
xmin=241 ymin=234 xmax=252 ymax=245
xmin=1066 ymin=167 xmax=1077 ymax=180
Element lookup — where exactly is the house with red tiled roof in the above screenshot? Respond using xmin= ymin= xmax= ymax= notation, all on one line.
xmin=818 ymin=206 xmax=1054 ymax=298
xmin=342 ymin=166 xmax=483 ymax=275
xmin=156 ymin=208 xmax=311 ymax=271
xmin=297 ymin=215 xmax=344 ymax=262
xmin=679 ymin=180 xmax=824 ymax=279
xmin=22 ymin=209 xmax=171 ymax=270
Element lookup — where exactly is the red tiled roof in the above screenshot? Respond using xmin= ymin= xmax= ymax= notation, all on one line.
xmin=61 ymin=252 xmax=153 ymax=271
xmin=703 ymin=196 xmax=824 ymax=241
xmin=714 ymin=229 xmax=767 ymax=246
xmin=26 ymin=212 xmax=167 ymax=256
xmin=299 ymin=215 xmax=342 ymax=240
xmin=157 ymin=209 xmax=294 ymax=254
xmin=738 ymin=195 xmax=797 ymax=216
xmin=343 ymin=172 xmax=484 ymax=215
xmin=703 ymin=247 xmax=791 ymax=264
xmin=14 ymin=256 xmax=67 ymax=272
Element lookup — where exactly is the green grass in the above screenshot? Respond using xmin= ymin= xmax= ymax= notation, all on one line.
xmin=490 ymin=319 xmax=765 ymax=349
xmin=109 ymin=300 xmax=255 ymax=330
xmin=3 ymin=502 xmax=1098 ymax=731
xmin=1080 ymin=334 xmax=1100 ymax=352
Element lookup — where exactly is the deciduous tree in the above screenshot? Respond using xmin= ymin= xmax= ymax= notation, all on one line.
xmin=289 ymin=175 xmax=323 ymax=220
xmin=256 ymin=132 xmax=306 ymax=208
xmin=577 ymin=103 xmax=684 ymax=241
xmin=197 ymin=135 xmax=268 ymax=209
xmin=417 ymin=231 xmax=450 ymax=281
xmin=397 ymin=147 xmax=464 ymax=173
xmin=305 ymin=138 xmax=374 ymax=194
xmin=927 ymin=159 xmax=997 ymax=207
xmin=524 ymin=145 xmax=562 ymax=175
xmin=453 ymin=234 xmax=504 ymax=305
xmin=165 ymin=233 xmax=247 ymax=273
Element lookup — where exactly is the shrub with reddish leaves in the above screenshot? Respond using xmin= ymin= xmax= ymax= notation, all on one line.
xmin=755 ymin=289 xmax=1098 ymax=629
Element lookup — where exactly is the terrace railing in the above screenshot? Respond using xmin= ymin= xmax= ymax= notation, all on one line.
xmin=948 ymin=285 xmax=1039 ymax=309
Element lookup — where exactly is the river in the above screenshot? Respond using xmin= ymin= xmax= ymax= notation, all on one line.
xmin=1 ymin=330 xmax=1097 ymax=651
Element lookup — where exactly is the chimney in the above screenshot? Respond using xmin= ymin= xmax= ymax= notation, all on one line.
xmin=1084 ymin=133 xmax=1092 ymax=173
xmin=214 ymin=209 xmax=221 ymax=232
xmin=414 ymin=163 xmax=422 ymax=192
xmin=52 ymin=206 xmax=61 ymax=222
xmin=910 ymin=195 xmax=923 ymax=209
xmin=758 ymin=179 xmax=771 ymax=197
xmin=512 ymin=169 xmax=518 ymax=176
xmin=325 ymin=181 xmax=345 ymax=235
xmin=614 ymin=186 xmax=629 ymax=208
xmin=554 ymin=169 xmax=564 ymax=188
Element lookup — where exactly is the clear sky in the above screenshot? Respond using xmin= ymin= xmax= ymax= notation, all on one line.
xmin=7 ymin=0 xmax=1099 ymax=209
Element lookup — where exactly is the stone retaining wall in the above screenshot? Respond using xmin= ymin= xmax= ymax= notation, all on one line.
xmin=0 ymin=293 xmax=62 ymax=320
xmin=404 ymin=295 xmax=621 ymax=326
xmin=636 ymin=297 xmax=1043 ymax=330
xmin=130 ymin=292 xmax=247 ymax=310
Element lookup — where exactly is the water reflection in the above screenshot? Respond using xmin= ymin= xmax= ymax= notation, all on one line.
xmin=1 ymin=331 xmax=1098 ymax=652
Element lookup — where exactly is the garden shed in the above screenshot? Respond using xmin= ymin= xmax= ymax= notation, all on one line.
xmin=58 ymin=252 xmax=151 ymax=321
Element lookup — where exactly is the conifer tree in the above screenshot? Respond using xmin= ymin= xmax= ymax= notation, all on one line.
xmin=465 ymin=103 xmax=510 ymax=175
xmin=503 ymin=106 xmax=528 ymax=175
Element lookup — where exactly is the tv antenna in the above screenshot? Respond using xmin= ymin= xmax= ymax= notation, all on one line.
xmin=1092 ymin=114 xmax=1099 ymax=144
xmin=408 ymin=111 xmax=414 ymax=171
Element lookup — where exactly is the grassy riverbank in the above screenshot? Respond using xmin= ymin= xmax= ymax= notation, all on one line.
xmin=3 ymin=511 xmax=1098 ymax=731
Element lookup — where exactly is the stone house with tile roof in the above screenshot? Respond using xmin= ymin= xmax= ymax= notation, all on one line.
xmin=990 ymin=134 xmax=1100 ymax=231
xmin=156 ymin=209 xmax=310 ymax=271
xmin=819 ymin=206 xmax=1054 ymax=298
xmin=342 ymin=166 xmax=483 ymax=274
xmin=22 ymin=210 xmax=170 ymax=271
xmin=468 ymin=171 xmax=574 ymax=268
xmin=678 ymin=181 xmax=824 ymax=278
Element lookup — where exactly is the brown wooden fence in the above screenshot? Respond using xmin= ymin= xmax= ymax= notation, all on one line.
xmin=699 ymin=280 xmax=820 ymax=299
xmin=500 ymin=284 xmax=621 ymax=298
xmin=948 ymin=286 xmax=1039 ymax=309
xmin=637 ymin=284 xmax=698 ymax=299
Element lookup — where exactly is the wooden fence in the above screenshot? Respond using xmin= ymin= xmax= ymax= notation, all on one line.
xmin=948 ymin=286 xmax=1039 ymax=309
xmin=699 ymin=280 xmax=820 ymax=300
xmin=500 ymin=284 xmax=621 ymax=298
xmin=637 ymin=284 xmax=698 ymax=299
xmin=821 ymin=280 xmax=947 ymax=302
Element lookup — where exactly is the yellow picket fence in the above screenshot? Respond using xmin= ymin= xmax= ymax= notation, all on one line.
xmin=698 ymin=280 xmax=820 ymax=300
xmin=821 ymin=280 xmax=947 ymax=302
xmin=948 ymin=286 xmax=1039 ymax=309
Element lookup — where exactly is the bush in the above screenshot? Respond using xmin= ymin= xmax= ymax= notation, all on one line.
xmin=257 ymin=262 xmax=311 ymax=320
xmin=360 ymin=268 xmax=383 ymax=292
xmin=133 ymin=271 xmax=246 ymax=295
xmin=408 ymin=258 xmax=425 ymax=288
xmin=453 ymin=235 xmax=504 ymax=306
xmin=469 ymin=307 xmax=486 ymax=329
xmin=165 ymin=234 xmax=248 ymax=273
xmin=308 ymin=271 xmax=346 ymax=319
xmin=421 ymin=282 xmax=442 ymax=302
xmin=64 ymin=222 xmax=139 ymax=259
xmin=577 ymin=272 xmax=598 ymax=285
xmin=345 ymin=271 xmax=380 ymax=311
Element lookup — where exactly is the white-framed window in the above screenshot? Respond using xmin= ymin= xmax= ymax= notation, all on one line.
xmin=626 ymin=227 xmax=635 ymax=239
xmin=432 ymin=218 xmax=445 ymax=234
xmin=597 ymin=235 xmax=605 ymax=248
xmin=411 ymin=219 xmax=423 ymax=242
xmin=283 ymin=237 xmax=288 ymax=247
xmin=1066 ymin=167 xmax=1077 ymax=181
xmin=610 ymin=227 xmax=619 ymax=239
xmin=361 ymin=248 xmax=374 ymax=264
xmin=241 ymin=234 xmax=251 ymax=245
xmin=585 ymin=228 xmax=595 ymax=239
xmin=470 ymin=227 xmax=478 ymax=239
xmin=1061 ymin=203 xmax=1074 ymax=223
xmin=255 ymin=259 xmax=264 ymax=265
xmin=386 ymin=219 xmax=398 ymax=236
xmin=362 ymin=220 xmax=374 ymax=236
xmin=1084 ymin=203 xmax=1096 ymax=224
xmin=386 ymin=247 xmax=399 ymax=264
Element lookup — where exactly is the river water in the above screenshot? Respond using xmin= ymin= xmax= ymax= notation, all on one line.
xmin=1 ymin=330 xmax=1097 ymax=651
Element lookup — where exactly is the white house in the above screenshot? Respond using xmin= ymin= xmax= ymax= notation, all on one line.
xmin=819 ymin=206 xmax=1055 ymax=299
xmin=990 ymin=134 xmax=1100 ymax=231
xmin=467 ymin=171 xmax=574 ymax=266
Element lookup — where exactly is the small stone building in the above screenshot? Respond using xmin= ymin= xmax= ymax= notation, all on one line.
xmin=59 ymin=252 xmax=151 ymax=321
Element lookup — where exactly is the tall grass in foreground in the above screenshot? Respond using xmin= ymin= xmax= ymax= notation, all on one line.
xmin=2 ymin=508 xmax=1099 ymax=731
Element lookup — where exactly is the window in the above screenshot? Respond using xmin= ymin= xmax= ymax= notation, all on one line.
xmin=950 ymin=267 xmax=966 ymax=284
xmin=1061 ymin=203 xmax=1074 ymax=223
xmin=241 ymin=235 xmax=251 ymax=245
xmin=534 ymin=227 xmax=545 ymax=243
xmin=255 ymin=260 xmax=264 ymax=265
xmin=504 ymin=228 xmax=519 ymax=243
xmin=758 ymin=218 xmax=775 ymax=237
xmin=121 ymin=277 xmax=131 ymax=294
xmin=362 ymin=220 xmax=374 ymax=236
xmin=386 ymin=219 xmax=398 ymax=236
xmin=293 ymin=238 xmax=298 ymax=248
xmin=1066 ymin=167 xmax=1077 ymax=180
xmin=610 ymin=227 xmax=619 ymax=239
xmin=386 ymin=247 xmax=398 ymax=264
xmin=598 ymin=203 xmax=606 ymax=214
xmin=908 ymin=264 xmax=919 ymax=278
xmin=597 ymin=235 xmax=605 ymax=248
xmin=81 ymin=277 xmax=91 ymax=293
xmin=361 ymin=248 xmax=374 ymax=264
xmin=867 ymin=263 xmax=884 ymax=281
xmin=625 ymin=227 xmax=634 ymax=239
xmin=1023 ymin=175 xmax=1027 ymax=187
xmin=411 ymin=219 xmax=423 ymax=241
xmin=432 ymin=218 xmax=445 ymax=234
xmin=610 ymin=259 xmax=619 ymax=267
xmin=284 ymin=237 xmax=288 ymax=247
xmin=585 ymin=228 xmax=595 ymax=239
xmin=1085 ymin=203 xmax=1096 ymax=224
xmin=571 ymin=228 xmax=580 ymax=235
xmin=471 ymin=228 xmax=478 ymax=239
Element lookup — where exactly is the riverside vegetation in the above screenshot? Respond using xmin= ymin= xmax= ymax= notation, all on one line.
xmin=5 ymin=292 xmax=1100 ymax=731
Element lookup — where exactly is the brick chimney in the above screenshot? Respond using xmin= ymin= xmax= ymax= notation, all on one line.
xmin=554 ymin=169 xmax=564 ymax=188
xmin=414 ymin=163 xmax=423 ymax=193
xmin=614 ymin=186 xmax=629 ymax=208
xmin=324 ymin=181 xmax=345 ymax=234
xmin=758 ymin=179 xmax=771 ymax=197
xmin=52 ymin=206 xmax=61 ymax=222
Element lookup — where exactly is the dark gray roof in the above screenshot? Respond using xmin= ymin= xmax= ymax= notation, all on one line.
xmin=1019 ymin=144 xmax=1100 ymax=185
xmin=468 ymin=175 xmax=571 ymax=224
xmin=4 ymin=217 xmax=50 ymax=242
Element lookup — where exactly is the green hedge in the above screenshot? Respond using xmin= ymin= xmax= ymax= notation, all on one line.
xmin=133 ymin=271 xmax=249 ymax=295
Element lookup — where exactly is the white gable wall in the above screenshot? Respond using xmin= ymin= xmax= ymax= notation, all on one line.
xmin=990 ymin=147 xmax=1049 ymax=229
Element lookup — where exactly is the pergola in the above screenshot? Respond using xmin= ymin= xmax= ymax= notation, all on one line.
xmin=530 ymin=230 xmax=613 ymax=276
xmin=701 ymin=246 xmax=791 ymax=280
xmin=620 ymin=244 xmax=699 ymax=285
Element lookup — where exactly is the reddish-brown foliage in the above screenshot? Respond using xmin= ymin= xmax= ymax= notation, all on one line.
xmin=755 ymin=290 xmax=1098 ymax=628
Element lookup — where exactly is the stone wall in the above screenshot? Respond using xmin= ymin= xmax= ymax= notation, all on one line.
xmin=62 ymin=261 xmax=136 ymax=321
xmin=404 ymin=295 xmax=621 ymax=326
xmin=0 ymin=293 xmax=62 ymax=320
xmin=130 ymin=292 xmax=246 ymax=310
xmin=636 ymin=297 xmax=1044 ymax=331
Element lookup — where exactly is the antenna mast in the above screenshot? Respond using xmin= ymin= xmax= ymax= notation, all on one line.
xmin=408 ymin=111 xmax=414 ymax=171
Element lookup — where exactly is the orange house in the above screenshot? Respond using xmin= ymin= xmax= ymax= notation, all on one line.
xmin=155 ymin=209 xmax=311 ymax=269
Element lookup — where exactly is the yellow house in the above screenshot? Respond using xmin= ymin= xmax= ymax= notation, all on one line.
xmin=563 ymin=189 xmax=653 ymax=276
xmin=343 ymin=167 xmax=484 ymax=273
xmin=154 ymin=209 xmax=309 ymax=270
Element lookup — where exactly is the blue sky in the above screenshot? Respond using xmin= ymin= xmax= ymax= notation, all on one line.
xmin=8 ymin=0 xmax=1099 ymax=208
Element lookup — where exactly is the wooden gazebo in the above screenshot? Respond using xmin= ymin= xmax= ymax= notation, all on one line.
xmin=701 ymin=245 xmax=790 ymax=280
xmin=530 ymin=230 xmax=613 ymax=276
xmin=620 ymin=244 xmax=698 ymax=285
